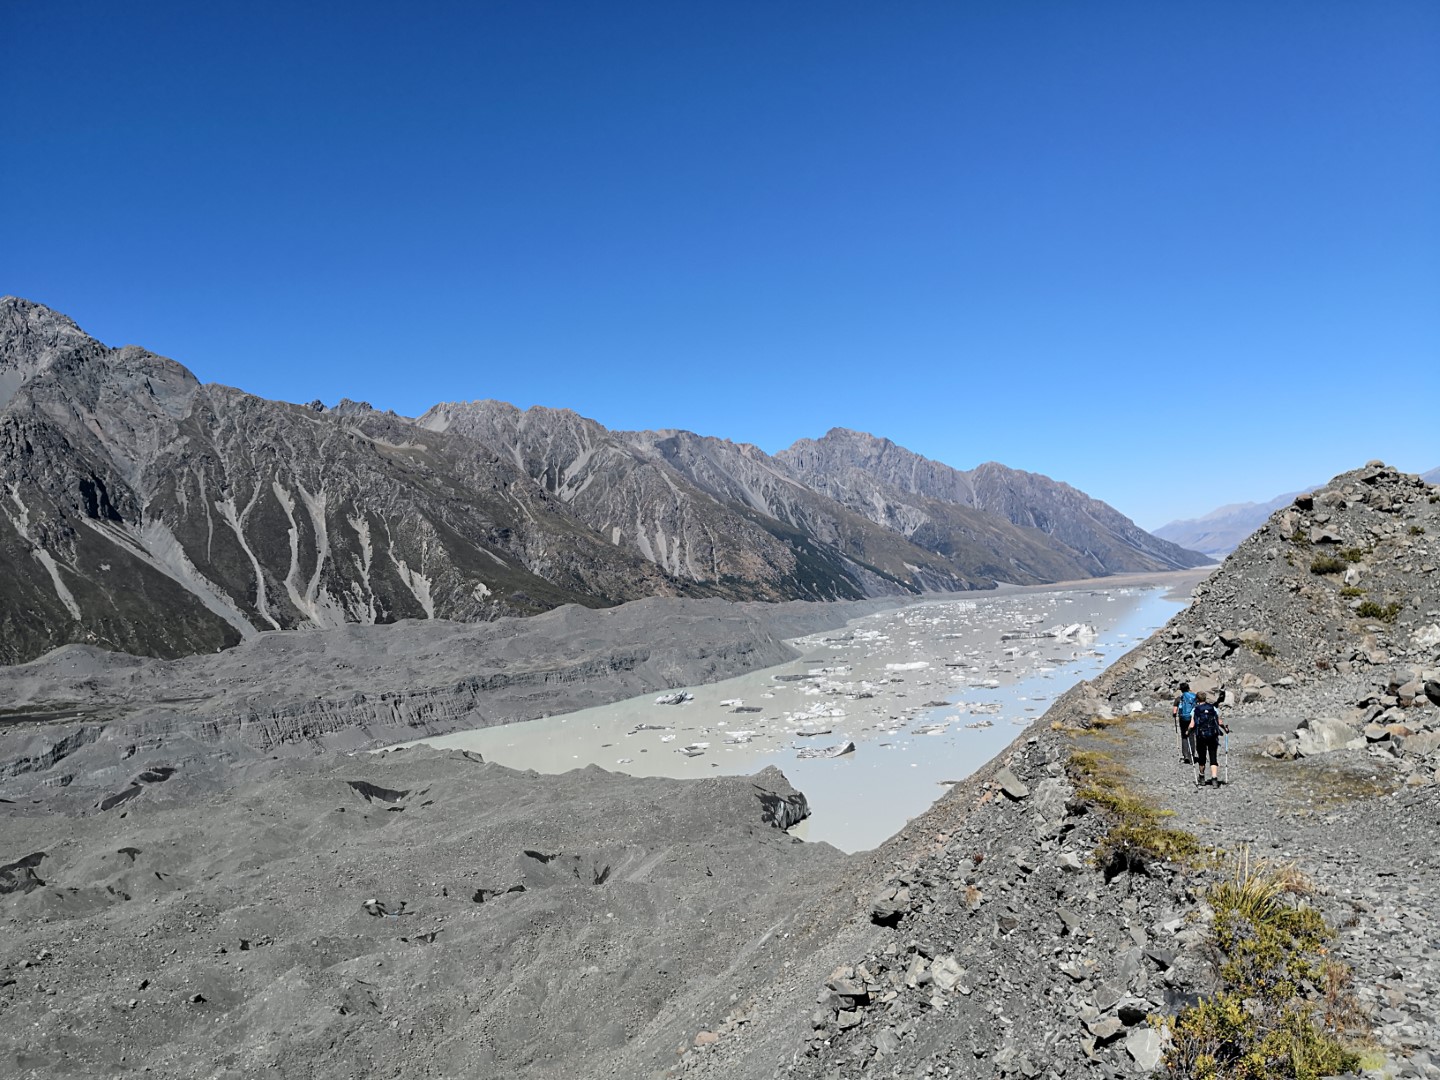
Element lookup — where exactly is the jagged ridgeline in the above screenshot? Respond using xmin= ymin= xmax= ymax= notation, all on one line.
xmin=0 ymin=297 xmax=1208 ymax=663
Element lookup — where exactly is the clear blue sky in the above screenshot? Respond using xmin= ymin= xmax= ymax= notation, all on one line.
xmin=3 ymin=1 xmax=1436 ymax=529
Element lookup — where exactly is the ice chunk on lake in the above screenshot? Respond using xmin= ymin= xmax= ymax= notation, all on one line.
xmin=796 ymin=740 xmax=856 ymax=760
xmin=886 ymin=661 xmax=929 ymax=672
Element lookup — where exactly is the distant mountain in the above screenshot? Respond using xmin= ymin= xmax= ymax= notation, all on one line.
xmin=0 ymin=297 xmax=1209 ymax=663
xmin=418 ymin=403 xmax=1113 ymax=596
xmin=1156 ymin=465 xmax=1440 ymax=556
xmin=1153 ymin=490 xmax=1314 ymax=557
xmin=776 ymin=428 xmax=1212 ymax=577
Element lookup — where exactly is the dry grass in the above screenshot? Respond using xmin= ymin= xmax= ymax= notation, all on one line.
xmin=1067 ymin=747 xmax=1202 ymax=870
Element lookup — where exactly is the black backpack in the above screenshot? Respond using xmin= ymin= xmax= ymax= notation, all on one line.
xmin=1194 ymin=702 xmax=1222 ymax=740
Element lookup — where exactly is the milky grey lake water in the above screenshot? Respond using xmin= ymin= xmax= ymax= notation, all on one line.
xmin=383 ymin=581 xmax=1189 ymax=851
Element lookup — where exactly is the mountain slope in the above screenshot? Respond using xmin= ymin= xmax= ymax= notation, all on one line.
xmin=1152 ymin=489 xmax=1311 ymax=556
xmin=418 ymin=401 xmax=1160 ymax=597
xmin=2 ymin=297 xmax=1208 ymax=664
xmin=0 ymin=299 xmax=689 ymax=663
xmin=777 ymin=427 xmax=1212 ymax=575
xmin=417 ymin=400 xmax=950 ymax=599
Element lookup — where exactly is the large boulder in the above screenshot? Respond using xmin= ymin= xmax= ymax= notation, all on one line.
xmin=1293 ymin=716 xmax=1363 ymax=757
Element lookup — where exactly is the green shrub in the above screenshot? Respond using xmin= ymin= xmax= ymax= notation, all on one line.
xmin=1409 ymin=524 xmax=1425 ymax=536
xmin=1309 ymin=556 xmax=1346 ymax=575
xmin=1356 ymin=600 xmax=1400 ymax=623
xmin=1336 ymin=546 xmax=1368 ymax=564
xmin=1245 ymin=639 xmax=1277 ymax=659
xmin=1339 ymin=586 xmax=1364 ymax=598
xmin=1166 ymin=852 xmax=1364 ymax=1080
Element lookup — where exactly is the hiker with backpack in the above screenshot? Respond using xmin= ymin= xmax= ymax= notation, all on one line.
xmin=1172 ymin=682 xmax=1197 ymax=764
xmin=1187 ymin=691 xmax=1227 ymax=787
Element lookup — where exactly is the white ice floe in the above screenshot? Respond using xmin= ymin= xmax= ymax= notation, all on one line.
xmin=885 ymin=661 xmax=930 ymax=671
xmin=795 ymin=740 xmax=856 ymax=760
xmin=653 ymin=691 xmax=693 ymax=705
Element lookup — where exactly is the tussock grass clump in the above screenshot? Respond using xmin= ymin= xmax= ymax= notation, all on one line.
xmin=1336 ymin=546 xmax=1368 ymax=564
xmin=1355 ymin=600 xmax=1401 ymax=623
xmin=1338 ymin=586 xmax=1364 ymax=598
xmin=1308 ymin=556 xmax=1346 ymax=575
xmin=1165 ymin=849 xmax=1364 ymax=1080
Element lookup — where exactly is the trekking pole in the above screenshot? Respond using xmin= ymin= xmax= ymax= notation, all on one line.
xmin=1224 ymin=728 xmax=1229 ymax=785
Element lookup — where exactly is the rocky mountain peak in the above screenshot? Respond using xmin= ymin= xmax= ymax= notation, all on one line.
xmin=1 ymin=296 xmax=97 ymax=409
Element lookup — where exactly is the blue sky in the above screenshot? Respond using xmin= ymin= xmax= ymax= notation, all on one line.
xmin=3 ymin=1 xmax=1436 ymax=529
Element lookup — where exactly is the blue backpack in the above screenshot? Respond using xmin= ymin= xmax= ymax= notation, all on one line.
xmin=1178 ymin=691 xmax=1197 ymax=721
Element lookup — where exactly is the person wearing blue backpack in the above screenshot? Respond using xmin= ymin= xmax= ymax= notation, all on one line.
xmin=1172 ymin=682 xmax=1197 ymax=765
xmin=1187 ymin=692 xmax=1228 ymax=787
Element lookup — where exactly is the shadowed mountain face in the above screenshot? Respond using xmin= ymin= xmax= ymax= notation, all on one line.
xmin=1 ymin=298 xmax=1206 ymax=663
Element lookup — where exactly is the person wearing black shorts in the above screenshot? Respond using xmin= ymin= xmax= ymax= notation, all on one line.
xmin=1187 ymin=692 xmax=1226 ymax=787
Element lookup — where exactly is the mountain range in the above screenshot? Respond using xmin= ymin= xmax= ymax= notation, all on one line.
xmin=0 ymin=296 xmax=1208 ymax=663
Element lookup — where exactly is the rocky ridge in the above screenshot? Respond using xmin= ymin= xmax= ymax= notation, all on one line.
xmin=1155 ymin=465 xmax=1440 ymax=558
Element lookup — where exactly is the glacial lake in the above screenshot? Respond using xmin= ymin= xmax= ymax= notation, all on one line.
xmin=383 ymin=580 xmax=1190 ymax=851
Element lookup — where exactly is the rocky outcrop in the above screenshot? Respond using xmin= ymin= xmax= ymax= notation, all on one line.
xmin=669 ymin=464 xmax=1440 ymax=1080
